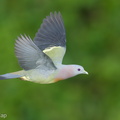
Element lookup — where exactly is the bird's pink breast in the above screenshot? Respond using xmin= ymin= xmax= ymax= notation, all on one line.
xmin=54 ymin=66 xmax=74 ymax=82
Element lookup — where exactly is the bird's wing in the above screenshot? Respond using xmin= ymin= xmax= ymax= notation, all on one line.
xmin=15 ymin=35 xmax=56 ymax=70
xmin=33 ymin=12 xmax=66 ymax=66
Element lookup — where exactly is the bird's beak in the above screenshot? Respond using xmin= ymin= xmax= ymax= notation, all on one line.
xmin=84 ymin=70 xmax=88 ymax=75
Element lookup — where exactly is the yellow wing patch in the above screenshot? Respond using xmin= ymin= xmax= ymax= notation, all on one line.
xmin=43 ymin=46 xmax=66 ymax=66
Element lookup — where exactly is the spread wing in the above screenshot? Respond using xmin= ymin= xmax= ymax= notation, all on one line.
xmin=15 ymin=35 xmax=56 ymax=70
xmin=33 ymin=12 xmax=66 ymax=66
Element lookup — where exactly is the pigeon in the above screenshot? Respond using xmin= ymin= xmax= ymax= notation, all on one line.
xmin=0 ymin=12 xmax=88 ymax=84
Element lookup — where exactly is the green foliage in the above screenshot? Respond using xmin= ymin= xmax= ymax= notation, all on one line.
xmin=0 ymin=0 xmax=120 ymax=120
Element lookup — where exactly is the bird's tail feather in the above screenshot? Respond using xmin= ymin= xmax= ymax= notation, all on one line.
xmin=0 ymin=71 xmax=24 ymax=80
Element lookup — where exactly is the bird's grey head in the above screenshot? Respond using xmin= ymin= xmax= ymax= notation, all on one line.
xmin=71 ymin=65 xmax=88 ymax=75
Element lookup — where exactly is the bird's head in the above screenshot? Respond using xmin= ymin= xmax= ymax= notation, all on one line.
xmin=54 ymin=64 xmax=88 ymax=82
xmin=71 ymin=65 xmax=88 ymax=76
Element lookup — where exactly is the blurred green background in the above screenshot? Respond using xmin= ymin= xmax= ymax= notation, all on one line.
xmin=0 ymin=0 xmax=120 ymax=120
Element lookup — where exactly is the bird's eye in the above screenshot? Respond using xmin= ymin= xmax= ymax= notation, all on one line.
xmin=78 ymin=68 xmax=81 ymax=71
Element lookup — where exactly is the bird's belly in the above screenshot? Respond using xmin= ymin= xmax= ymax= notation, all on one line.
xmin=20 ymin=69 xmax=56 ymax=84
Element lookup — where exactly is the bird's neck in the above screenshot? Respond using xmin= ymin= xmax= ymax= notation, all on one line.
xmin=54 ymin=65 xmax=75 ymax=81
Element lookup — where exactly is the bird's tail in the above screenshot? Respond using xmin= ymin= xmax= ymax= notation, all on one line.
xmin=0 ymin=70 xmax=24 ymax=80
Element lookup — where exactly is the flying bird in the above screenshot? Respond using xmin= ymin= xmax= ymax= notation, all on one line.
xmin=0 ymin=12 xmax=88 ymax=84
